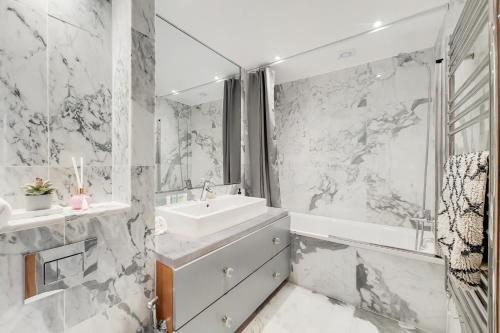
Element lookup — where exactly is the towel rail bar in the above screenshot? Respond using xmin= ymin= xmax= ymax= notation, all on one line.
xmin=449 ymin=56 xmax=489 ymax=103
xmin=450 ymin=5 xmax=488 ymax=74
xmin=449 ymin=5 xmax=488 ymax=71
xmin=450 ymin=277 xmax=488 ymax=333
xmin=449 ymin=75 xmax=490 ymax=113
xmin=445 ymin=1 xmax=492 ymax=332
xmin=449 ymin=93 xmax=489 ymax=124
xmin=449 ymin=0 xmax=480 ymax=47
xmin=449 ymin=0 xmax=481 ymax=57
xmin=467 ymin=288 xmax=489 ymax=322
xmin=448 ymin=109 xmax=489 ymax=135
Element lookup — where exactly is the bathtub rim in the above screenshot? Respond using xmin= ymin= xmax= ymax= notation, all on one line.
xmin=290 ymin=229 xmax=444 ymax=265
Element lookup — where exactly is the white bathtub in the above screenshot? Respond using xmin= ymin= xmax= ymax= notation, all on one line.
xmin=290 ymin=212 xmax=441 ymax=264
xmin=289 ymin=212 xmax=446 ymax=332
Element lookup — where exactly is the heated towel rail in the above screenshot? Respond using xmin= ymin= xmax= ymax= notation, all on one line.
xmin=443 ymin=0 xmax=499 ymax=332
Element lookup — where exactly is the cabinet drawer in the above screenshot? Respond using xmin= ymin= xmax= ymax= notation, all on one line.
xmin=176 ymin=246 xmax=290 ymax=333
xmin=173 ymin=216 xmax=290 ymax=329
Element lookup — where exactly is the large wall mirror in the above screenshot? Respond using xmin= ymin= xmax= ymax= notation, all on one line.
xmin=155 ymin=16 xmax=242 ymax=192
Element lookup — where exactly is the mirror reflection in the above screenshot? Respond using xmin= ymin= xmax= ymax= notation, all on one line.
xmin=155 ymin=18 xmax=241 ymax=192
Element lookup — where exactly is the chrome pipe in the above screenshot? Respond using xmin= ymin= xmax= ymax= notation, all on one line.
xmin=434 ymin=50 xmax=446 ymax=259
xmin=487 ymin=1 xmax=499 ymax=332
xmin=156 ymin=119 xmax=162 ymax=192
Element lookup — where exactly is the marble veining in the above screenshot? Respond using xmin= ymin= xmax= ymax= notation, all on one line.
xmin=48 ymin=15 xmax=112 ymax=167
xmin=242 ymin=283 xmax=426 ymax=333
xmin=275 ymin=48 xmax=435 ymax=228
xmin=356 ymin=252 xmax=418 ymax=327
xmin=49 ymin=166 xmax=112 ymax=205
xmin=290 ymin=234 xmax=446 ymax=332
xmin=155 ymin=96 xmax=224 ymax=191
xmin=0 ymin=0 xmax=48 ymax=166
xmin=111 ymin=0 xmax=132 ymax=204
xmin=1 ymin=0 xmax=115 ymax=208
xmin=0 ymin=166 xmax=49 ymax=208
xmin=131 ymin=29 xmax=155 ymax=167
xmin=131 ymin=0 xmax=154 ymax=39
xmin=1 ymin=0 xmax=157 ymax=332
xmin=48 ymin=0 xmax=111 ymax=38
xmin=0 ymin=224 xmax=65 ymax=332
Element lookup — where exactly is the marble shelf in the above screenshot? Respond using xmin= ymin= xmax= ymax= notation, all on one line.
xmin=0 ymin=202 xmax=130 ymax=234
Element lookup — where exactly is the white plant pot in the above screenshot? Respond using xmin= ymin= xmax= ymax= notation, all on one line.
xmin=25 ymin=194 xmax=52 ymax=211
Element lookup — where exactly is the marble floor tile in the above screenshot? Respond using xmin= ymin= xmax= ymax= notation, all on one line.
xmin=242 ymin=283 xmax=428 ymax=333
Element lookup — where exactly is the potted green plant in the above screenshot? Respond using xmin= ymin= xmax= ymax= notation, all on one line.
xmin=23 ymin=177 xmax=55 ymax=211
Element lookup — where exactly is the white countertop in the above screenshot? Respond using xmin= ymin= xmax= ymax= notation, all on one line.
xmin=152 ymin=207 xmax=288 ymax=269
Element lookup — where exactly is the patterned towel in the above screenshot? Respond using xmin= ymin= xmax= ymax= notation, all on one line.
xmin=437 ymin=151 xmax=489 ymax=288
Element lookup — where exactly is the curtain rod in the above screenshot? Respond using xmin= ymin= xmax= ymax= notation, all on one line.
xmin=247 ymin=4 xmax=449 ymax=73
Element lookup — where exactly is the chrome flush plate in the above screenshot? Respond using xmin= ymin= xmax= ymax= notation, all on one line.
xmin=24 ymin=238 xmax=97 ymax=300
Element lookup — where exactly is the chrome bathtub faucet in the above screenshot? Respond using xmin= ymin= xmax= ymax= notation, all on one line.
xmin=410 ymin=209 xmax=432 ymax=251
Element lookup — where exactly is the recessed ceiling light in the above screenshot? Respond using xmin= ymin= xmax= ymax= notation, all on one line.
xmin=274 ymin=56 xmax=281 ymax=61
xmin=373 ymin=20 xmax=383 ymax=28
xmin=171 ymin=90 xmax=178 ymax=95
xmin=214 ymin=76 xmax=220 ymax=80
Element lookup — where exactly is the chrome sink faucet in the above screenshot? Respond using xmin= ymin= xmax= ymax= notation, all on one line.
xmin=200 ymin=180 xmax=214 ymax=201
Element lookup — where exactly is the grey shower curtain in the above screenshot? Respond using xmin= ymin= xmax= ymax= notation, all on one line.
xmin=223 ymin=78 xmax=242 ymax=184
xmin=246 ymin=68 xmax=281 ymax=207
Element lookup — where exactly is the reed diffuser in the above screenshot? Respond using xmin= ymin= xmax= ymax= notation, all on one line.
xmin=69 ymin=156 xmax=91 ymax=210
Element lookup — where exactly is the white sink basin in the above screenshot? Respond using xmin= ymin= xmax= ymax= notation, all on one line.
xmin=156 ymin=195 xmax=267 ymax=237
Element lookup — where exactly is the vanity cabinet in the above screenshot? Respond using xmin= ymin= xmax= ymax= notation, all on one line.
xmin=156 ymin=215 xmax=290 ymax=332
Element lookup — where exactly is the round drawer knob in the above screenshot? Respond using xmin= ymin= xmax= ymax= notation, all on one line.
xmin=272 ymin=237 xmax=281 ymax=245
xmin=222 ymin=315 xmax=232 ymax=328
xmin=273 ymin=272 xmax=281 ymax=280
xmin=223 ymin=267 xmax=234 ymax=278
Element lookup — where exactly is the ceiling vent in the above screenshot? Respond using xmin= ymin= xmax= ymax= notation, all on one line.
xmin=338 ymin=49 xmax=355 ymax=59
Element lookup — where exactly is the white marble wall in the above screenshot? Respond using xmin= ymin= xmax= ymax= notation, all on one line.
xmin=290 ymin=234 xmax=446 ymax=332
xmin=0 ymin=209 xmax=154 ymax=332
xmin=0 ymin=0 xmax=114 ymax=208
xmin=155 ymin=97 xmax=224 ymax=191
xmin=275 ymin=49 xmax=435 ymax=228
xmin=0 ymin=0 xmax=49 ymax=207
xmin=0 ymin=0 xmax=157 ymax=332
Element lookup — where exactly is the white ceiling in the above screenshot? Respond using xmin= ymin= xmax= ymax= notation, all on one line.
xmin=272 ymin=6 xmax=447 ymax=84
xmin=155 ymin=19 xmax=239 ymax=98
xmin=155 ymin=0 xmax=449 ymax=104
xmin=156 ymin=0 xmax=449 ymax=69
